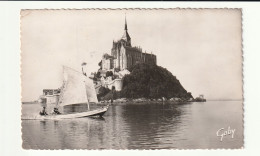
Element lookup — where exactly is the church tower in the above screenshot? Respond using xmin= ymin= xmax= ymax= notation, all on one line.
xmin=110 ymin=15 xmax=156 ymax=71
xmin=121 ymin=16 xmax=131 ymax=47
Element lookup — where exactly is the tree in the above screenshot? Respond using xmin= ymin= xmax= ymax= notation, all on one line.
xmin=98 ymin=60 xmax=102 ymax=69
xmin=106 ymin=71 xmax=113 ymax=77
xmin=120 ymin=63 xmax=193 ymax=99
xmin=96 ymin=71 xmax=101 ymax=78
xmin=97 ymin=86 xmax=110 ymax=101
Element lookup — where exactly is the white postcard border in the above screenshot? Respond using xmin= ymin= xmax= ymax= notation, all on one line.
xmin=0 ymin=1 xmax=260 ymax=156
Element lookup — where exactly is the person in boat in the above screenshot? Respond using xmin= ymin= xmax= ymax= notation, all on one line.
xmin=53 ymin=108 xmax=61 ymax=114
xmin=53 ymin=94 xmax=61 ymax=115
xmin=38 ymin=95 xmax=48 ymax=115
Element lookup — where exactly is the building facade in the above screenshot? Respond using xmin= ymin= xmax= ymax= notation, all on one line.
xmin=101 ymin=54 xmax=114 ymax=70
xmin=102 ymin=18 xmax=157 ymax=71
xmin=42 ymin=89 xmax=60 ymax=104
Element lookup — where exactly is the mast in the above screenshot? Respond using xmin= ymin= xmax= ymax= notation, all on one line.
xmin=82 ymin=62 xmax=90 ymax=110
xmin=86 ymin=83 xmax=90 ymax=110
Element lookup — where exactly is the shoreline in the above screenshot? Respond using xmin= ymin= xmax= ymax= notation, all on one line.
xmin=98 ymin=97 xmax=204 ymax=105
xmin=22 ymin=97 xmax=206 ymax=105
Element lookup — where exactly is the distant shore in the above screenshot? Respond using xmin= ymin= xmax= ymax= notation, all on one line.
xmin=99 ymin=97 xmax=205 ymax=104
xmin=22 ymin=101 xmax=38 ymax=104
xmin=22 ymin=97 xmax=206 ymax=105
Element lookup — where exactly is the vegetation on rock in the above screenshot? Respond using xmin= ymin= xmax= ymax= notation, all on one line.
xmin=97 ymin=86 xmax=110 ymax=101
xmin=120 ymin=63 xmax=193 ymax=99
xmin=97 ymin=63 xmax=193 ymax=102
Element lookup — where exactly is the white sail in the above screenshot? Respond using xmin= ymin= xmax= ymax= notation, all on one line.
xmin=84 ymin=76 xmax=98 ymax=103
xmin=59 ymin=66 xmax=89 ymax=106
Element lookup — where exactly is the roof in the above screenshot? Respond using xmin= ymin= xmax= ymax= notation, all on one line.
xmin=98 ymin=70 xmax=107 ymax=74
xmin=125 ymin=46 xmax=142 ymax=53
xmin=103 ymin=53 xmax=114 ymax=59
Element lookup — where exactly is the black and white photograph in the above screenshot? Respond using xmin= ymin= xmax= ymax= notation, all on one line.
xmin=20 ymin=9 xmax=243 ymax=149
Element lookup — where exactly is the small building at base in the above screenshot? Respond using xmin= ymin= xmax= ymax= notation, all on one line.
xmin=42 ymin=89 xmax=60 ymax=104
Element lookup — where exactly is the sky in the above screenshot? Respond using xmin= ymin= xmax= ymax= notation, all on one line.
xmin=21 ymin=9 xmax=242 ymax=101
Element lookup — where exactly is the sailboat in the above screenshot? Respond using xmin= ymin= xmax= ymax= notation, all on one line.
xmin=24 ymin=66 xmax=109 ymax=120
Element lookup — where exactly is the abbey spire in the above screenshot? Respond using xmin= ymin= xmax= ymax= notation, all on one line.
xmin=109 ymin=14 xmax=156 ymax=71
xmin=122 ymin=14 xmax=131 ymax=46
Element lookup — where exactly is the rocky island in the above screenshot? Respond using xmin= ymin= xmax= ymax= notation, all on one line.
xmin=96 ymin=63 xmax=194 ymax=104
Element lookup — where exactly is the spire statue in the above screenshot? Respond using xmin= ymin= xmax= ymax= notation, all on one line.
xmin=125 ymin=13 xmax=128 ymax=31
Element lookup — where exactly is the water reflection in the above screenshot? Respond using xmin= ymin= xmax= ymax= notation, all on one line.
xmin=22 ymin=103 xmax=185 ymax=149
xmin=121 ymin=102 xmax=183 ymax=149
xmin=22 ymin=101 xmax=243 ymax=149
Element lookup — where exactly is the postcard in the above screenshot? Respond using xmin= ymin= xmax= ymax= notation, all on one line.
xmin=21 ymin=9 xmax=243 ymax=149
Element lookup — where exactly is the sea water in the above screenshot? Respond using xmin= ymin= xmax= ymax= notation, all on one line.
xmin=22 ymin=101 xmax=243 ymax=149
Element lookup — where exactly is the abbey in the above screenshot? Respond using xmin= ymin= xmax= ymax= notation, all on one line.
xmin=102 ymin=18 xmax=157 ymax=71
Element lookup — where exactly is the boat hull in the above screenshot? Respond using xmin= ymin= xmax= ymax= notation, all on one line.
xmin=22 ymin=105 xmax=109 ymax=120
